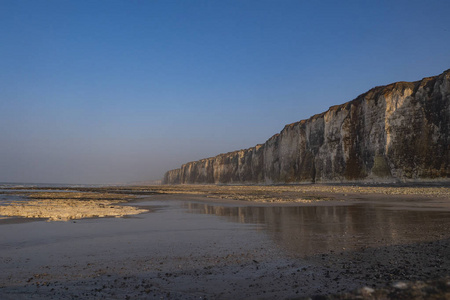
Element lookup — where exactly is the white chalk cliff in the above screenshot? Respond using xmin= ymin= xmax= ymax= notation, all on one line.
xmin=164 ymin=70 xmax=450 ymax=184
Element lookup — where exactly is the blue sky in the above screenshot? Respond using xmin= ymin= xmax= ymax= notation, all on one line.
xmin=1 ymin=0 xmax=449 ymax=184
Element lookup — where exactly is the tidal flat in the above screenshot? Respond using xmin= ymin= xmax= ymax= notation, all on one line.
xmin=1 ymin=184 xmax=450 ymax=299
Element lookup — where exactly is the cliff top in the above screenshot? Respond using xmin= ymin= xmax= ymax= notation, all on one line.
xmin=175 ymin=69 xmax=449 ymax=169
xmin=281 ymin=69 xmax=449 ymax=133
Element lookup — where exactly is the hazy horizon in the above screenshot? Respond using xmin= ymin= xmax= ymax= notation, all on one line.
xmin=1 ymin=0 xmax=450 ymax=185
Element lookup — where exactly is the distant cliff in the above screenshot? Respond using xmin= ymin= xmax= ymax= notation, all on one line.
xmin=164 ymin=70 xmax=450 ymax=184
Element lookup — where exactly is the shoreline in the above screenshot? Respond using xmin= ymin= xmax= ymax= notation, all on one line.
xmin=2 ymin=182 xmax=450 ymax=226
xmin=142 ymin=189 xmax=450 ymax=206
xmin=1 ymin=185 xmax=450 ymax=299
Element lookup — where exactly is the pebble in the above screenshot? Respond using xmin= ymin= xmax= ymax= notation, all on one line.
xmin=359 ymin=286 xmax=375 ymax=294
xmin=392 ymin=281 xmax=408 ymax=289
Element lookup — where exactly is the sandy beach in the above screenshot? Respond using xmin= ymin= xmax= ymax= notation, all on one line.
xmin=1 ymin=184 xmax=450 ymax=299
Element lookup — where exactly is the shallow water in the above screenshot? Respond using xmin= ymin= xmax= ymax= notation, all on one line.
xmin=0 ymin=199 xmax=274 ymax=281
xmin=180 ymin=201 xmax=450 ymax=257
xmin=0 ymin=193 xmax=29 ymax=207
xmin=2 ymin=197 xmax=450 ymax=299
xmin=2 ymin=198 xmax=450 ymax=256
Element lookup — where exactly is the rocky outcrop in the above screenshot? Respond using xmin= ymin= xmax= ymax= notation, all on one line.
xmin=164 ymin=70 xmax=450 ymax=184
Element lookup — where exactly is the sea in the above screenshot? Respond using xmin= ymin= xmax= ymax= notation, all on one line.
xmin=0 ymin=182 xmax=109 ymax=208
xmin=0 ymin=182 xmax=107 ymax=189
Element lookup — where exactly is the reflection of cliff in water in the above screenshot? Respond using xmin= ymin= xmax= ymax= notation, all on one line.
xmin=182 ymin=202 xmax=450 ymax=257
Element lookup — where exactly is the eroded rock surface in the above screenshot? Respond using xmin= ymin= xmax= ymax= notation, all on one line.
xmin=164 ymin=70 xmax=450 ymax=184
xmin=0 ymin=192 xmax=147 ymax=221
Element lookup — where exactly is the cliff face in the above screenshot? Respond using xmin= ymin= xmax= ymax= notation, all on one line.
xmin=164 ymin=70 xmax=450 ymax=184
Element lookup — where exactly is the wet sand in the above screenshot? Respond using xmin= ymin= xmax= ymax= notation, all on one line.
xmin=1 ymin=185 xmax=450 ymax=299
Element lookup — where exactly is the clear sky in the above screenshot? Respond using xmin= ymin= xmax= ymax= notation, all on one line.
xmin=1 ymin=0 xmax=449 ymax=184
